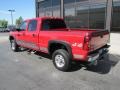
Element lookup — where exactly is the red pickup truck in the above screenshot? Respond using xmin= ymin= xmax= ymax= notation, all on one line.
xmin=9 ymin=17 xmax=110 ymax=71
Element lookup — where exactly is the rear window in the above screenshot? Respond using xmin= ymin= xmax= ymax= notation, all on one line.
xmin=42 ymin=19 xmax=66 ymax=30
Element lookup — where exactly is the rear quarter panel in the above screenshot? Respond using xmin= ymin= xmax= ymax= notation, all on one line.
xmin=38 ymin=31 xmax=88 ymax=60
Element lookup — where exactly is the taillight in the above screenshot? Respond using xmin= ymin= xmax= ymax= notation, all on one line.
xmin=84 ymin=33 xmax=91 ymax=51
xmin=84 ymin=33 xmax=91 ymax=42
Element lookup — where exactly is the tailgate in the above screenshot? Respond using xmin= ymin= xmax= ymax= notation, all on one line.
xmin=90 ymin=30 xmax=109 ymax=51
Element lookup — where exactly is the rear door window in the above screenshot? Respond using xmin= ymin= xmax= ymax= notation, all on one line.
xmin=42 ymin=19 xmax=67 ymax=30
xmin=28 ymin=20 xmax=37 ymax=31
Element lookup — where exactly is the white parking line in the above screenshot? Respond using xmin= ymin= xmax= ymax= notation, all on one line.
xmin=15 ymin=59 xmax=20 ymax=62
xmin=0 ymin=36 xmax=8 ymax=43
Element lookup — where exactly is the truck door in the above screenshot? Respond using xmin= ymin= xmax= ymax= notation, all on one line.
xmin=16 ymin=21 xmax=27 ymax=47
xmin=25 ymin=19 xmax=39 ymax=50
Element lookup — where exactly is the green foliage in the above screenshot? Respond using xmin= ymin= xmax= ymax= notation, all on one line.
xmin=0 ymin=20 xmax=8 ymax=28
xmin=15 ymin=16 xmax=23 ymax=27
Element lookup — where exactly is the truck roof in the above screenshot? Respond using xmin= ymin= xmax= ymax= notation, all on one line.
xmin=25 ymin=17 xmax=63 ymax=21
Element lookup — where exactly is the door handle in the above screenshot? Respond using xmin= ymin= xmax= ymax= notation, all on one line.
xmin=32 ymin=34 xmax=36 ymax=37
xmin=17 ymin=34 xmax=20 ymax=36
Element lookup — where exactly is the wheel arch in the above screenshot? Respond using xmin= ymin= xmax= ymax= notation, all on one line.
xmin=9 ymin=36 xmax=15 ymax=41
xmin=48 ymin=40 xmax=73 ymax=59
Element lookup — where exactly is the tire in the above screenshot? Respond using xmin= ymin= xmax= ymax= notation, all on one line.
xmin=10 ymin=39 xmax=19 ymax=52
xmin=52 ymin=49 xmax=71 ymax=71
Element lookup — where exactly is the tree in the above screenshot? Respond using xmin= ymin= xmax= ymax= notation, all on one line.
xmin=0 ymin=20 xmax=8 ymax=28
xmin=16 ymin=16 xmax=23 ymax=27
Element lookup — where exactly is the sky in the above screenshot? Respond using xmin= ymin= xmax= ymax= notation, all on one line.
xmin=0 ymin=0 xmax=35 ymax=25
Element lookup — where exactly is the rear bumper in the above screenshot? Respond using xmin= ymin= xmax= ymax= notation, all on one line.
xmin=87 ymin=45 xmax=110 ymax=62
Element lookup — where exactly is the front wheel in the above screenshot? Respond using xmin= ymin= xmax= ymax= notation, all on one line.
xmin=52 ymin=49 xmax=71 ymax=71
xmin=10 ymin=39 xmax=19 ymax=52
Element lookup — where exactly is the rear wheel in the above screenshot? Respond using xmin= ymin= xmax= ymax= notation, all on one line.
xmin=10 ymin=39 xmax=19 ymax=52
xmin=52 ymin=49 xmax=71 ymax=71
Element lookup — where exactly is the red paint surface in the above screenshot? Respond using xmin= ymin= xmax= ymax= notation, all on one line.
xmin=10 ymin=17 xmax=110 ymax=61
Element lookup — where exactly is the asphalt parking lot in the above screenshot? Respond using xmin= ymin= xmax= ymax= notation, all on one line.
xmin=0 ymin=33 xmax=120 ymax=90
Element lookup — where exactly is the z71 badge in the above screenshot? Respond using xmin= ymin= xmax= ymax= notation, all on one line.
xmin=72 ymin=43 xmax=83 ymax=48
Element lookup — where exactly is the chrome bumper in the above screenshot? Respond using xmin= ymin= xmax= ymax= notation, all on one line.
xmin=87 ymin=47 xmax=109 ymax=63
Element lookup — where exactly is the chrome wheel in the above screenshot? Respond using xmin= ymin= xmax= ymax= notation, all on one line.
xmin=55 ymin=55 xmax=65 ymax=68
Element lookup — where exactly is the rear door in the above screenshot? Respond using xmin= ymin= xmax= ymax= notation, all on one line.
xmin=25 ymin=19 xmax=39 ymax=50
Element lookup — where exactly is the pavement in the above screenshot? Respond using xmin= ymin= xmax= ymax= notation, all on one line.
xmin=0 ymin=32 xmax=120 ymax=90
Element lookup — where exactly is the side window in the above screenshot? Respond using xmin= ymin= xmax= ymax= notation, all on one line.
xmin=42 ymin=19 xmax=67 ymax=30
xmin=42 ymin=20 xmax=50 ymax=30
xmin=28 ymin=20 xmax=37 ymax=31
xmin=19 ymin=22 xmax=27 ymax=31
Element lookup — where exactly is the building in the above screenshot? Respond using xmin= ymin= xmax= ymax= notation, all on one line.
xmin=35 ymin=0 xmax=120 ymax=31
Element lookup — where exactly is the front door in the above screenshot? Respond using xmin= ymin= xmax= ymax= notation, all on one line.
xmin=16 ymin=21 xmax=27 ymax=47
